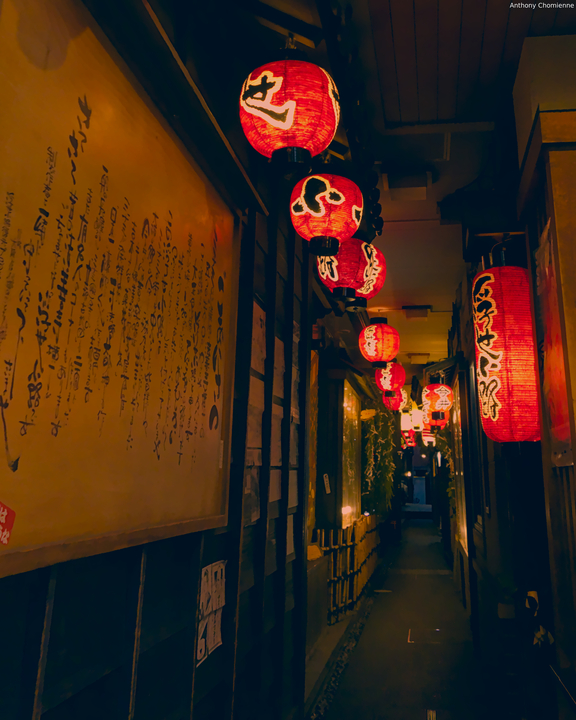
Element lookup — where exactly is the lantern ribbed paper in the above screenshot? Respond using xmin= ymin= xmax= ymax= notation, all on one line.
xmin=239 ymin=60 xmax=340 ymax=158
xmin=375 ymin=363 xmax=405 ymax=393
xmin=422 ymin=383 xmax=453 ymax=428
xmin=358 ymin=320 xmax=399 ymax=365
xmin=355 ymin=244 xmax=386 ymax=300
xmin=382 ymin=389 xmax=402 ymax=411
xmin=472 ymin=266 xmax=540 ymax=443
xmin=291 ymin=174 xmax=362 ymax=245
xmin=317 ymin=238 xmax=386 ymax=295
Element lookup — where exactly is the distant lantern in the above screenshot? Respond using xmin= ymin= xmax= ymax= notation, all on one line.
xmin=422 ymin=383 xmax=454 ymax=428
xmin=422 ymin=429 xmax=436 ymax=447
xmin=411 ymin=409 xmax=424 ymax=432
xmin=239 ymin=60 xmax=340 ymax=162
xmin=402 ymin=429 xmax=417 ymax=447
xmin=382 ymin=389 xmax=403 ymax=412
xmin=291 ymin=174 xmax=363 ymax=256
xmin=472 ymin=265 xmax=540 ymax=443
xmin=375 ymin=362 xmax=405 ymax=393
xmin=399 ymin=388 xmax=409 ymax=411
xmin=358 ymin=318 xmax=399 ymax=368
xmin=317 ymin=238 xmax=386 ymax=310
xmin=400 ymin=412 xmax=413 ymax=432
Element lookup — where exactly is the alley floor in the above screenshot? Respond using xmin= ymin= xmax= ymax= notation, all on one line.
xmin=320 ymin=519 xmax=490 ymax=720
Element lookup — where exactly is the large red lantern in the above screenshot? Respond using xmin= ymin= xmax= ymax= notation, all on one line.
xmin=382 ymin=389 xmax=402 ymax=411
xmin=422 ymin=383 xmax=454 ymax=428
xmin=358 ymin=319 xmax=399 ymax=368
xmin=472 ymin=266 xmax=540 ymax=443
xmin=290 ymin=174 xmax=363 ymax=256
xmin=239 ymin=60 xmax=340 ymax=161
xmin=317 ymin=238 xmax=386 ymax=305
xmin=375 ymin=362 xmax=405 ymax=393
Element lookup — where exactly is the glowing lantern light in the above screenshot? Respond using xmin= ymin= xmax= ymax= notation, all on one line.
xmin=382 ymin=389 xmax=403 ymax=411
xmin=401 ymin=412 xmax=413 ymax=432
xmin=472 ymin=266 xmax=540 ymax=443
xmin=353 ymin=244 xmax=387 ymax=307
xmin=375 ymin=362 xmax=405 ymax=393
xmin=402 ymin=429 xmax=417 ymax=447
xmin=317 ymin=238 xmax=386 ymax=310
xmin=411 ymin=409 xmax=424 ymax=432
xmin=399 ymin=388 xmax=409 ymax=411
xmin=422 ymin=383 xmax=454 ymax=428
xmin=422 ymin=430 xmax=436 ymax=447
xmin=358 ymin=319 xmax=399 ymax=367
xmin=291 ymin=175 xmax=363 ymax=256
xmin=239 ymin=60 xmax=340 ymax=161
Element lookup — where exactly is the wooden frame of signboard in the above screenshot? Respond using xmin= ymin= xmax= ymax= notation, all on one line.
xmin=0 ymin=0 xmax=241 ymax=577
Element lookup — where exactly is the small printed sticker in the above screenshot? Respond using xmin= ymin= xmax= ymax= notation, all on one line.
xmin=0 ymin=501 xmax=16 ymax=546
xmin=323 ymin=473 xmax=331 ymax=494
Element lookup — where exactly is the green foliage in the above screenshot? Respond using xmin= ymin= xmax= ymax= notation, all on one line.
xmin=361 ymin=404 xmax=397 ymax=515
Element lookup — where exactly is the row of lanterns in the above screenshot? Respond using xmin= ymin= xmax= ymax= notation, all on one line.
xmin=239 ymin=59 xmax=541 ymax=446
xmin=239 ymin=59 xmax=386 ymax=310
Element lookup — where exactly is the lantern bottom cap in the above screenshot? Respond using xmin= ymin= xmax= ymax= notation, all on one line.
xmin=271 ymin=147 xmax=312 ymax=166
xmin=383 ymin=390 xmax=396 ymax=397
xmin=345 ymin=296 xmax=367 ymax=312
xmin=309 ymin=236 xmax=339 ymax=256
xmin=333 ymin=287 xmax=356 ymax=299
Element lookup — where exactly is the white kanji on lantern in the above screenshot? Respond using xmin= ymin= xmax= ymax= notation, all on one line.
xmin=0 ymin=528 xmax=10 ymax=545
xmin=0 ymin=506 xmax=7 ymax=524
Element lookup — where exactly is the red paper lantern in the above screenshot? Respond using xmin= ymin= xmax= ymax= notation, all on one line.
xmin=358 ymin=319 xmax=399 ymax=367
xmin=422 ymin=383 xmax=454 ymax=427
xmin=239 ymin=60 xmax=340 ymax=160
xmin=317 ymin=238 xmax=386 ymax=302
xmin=355 ymin=244 xmax=386 ymax=303
xmin=291 ymin=174 xmax=363 ymax=255
xmin=375 ymin=362 xmax=405 ymax=393
xmin=382 ymin=389 xmax=402 ymax=411
xmin=402 ymin=429 xmax=417 ymax=447
xmin=472 ymin=266 xmax=540 ymax=443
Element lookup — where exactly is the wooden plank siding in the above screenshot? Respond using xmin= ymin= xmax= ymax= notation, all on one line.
xmin=413 ymin=0 xmax=439 ymax=123
xmin=368 ymin=0 xmax=401 ymax=123
xmin=389 ymin=0 xmax=419 ymax=123
xmin=455 ymin=0 xmax=488 ymax=119
xmin=437 ymin=0 xmax=463 ymax=121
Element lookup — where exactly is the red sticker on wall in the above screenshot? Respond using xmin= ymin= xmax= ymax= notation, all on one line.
xmin=0 ymin=501 xmax=16 ymax=545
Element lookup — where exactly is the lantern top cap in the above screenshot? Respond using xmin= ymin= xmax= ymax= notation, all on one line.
xmin=370 ymin=317 xmax=388 ymax=325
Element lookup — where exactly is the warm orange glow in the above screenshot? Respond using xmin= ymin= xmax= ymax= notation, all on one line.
xmin=375 ymin=362 xmax=405 ymax=392
xmin=472 ymin=266 xmax=540 ymax=443
xmin=358 ymin=320 xmax=400 ymax=366
xmin=239 ymin=60 xmax=340 ymax=158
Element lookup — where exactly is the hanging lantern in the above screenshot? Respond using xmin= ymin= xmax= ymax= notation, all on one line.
xmin=239 ymin=60 xmax=340 ymax=162
xmin=400 ymin=412 xmax=413 ymax=432
xmin=382 ymin=389 xmax=403 ymax=411
xmin=422 ymin=383 xmax=454 ymax=428
xmin=402 ymin=429 xmax=417 ymax=447
xmin=375 ymin=362 xmax=405 ymax=393
xmin=422 ymin=429 xmax=436 ymax=447
xmin=291 ymin=175 xmax=363 ymax=256
xmin=411 ymin=408 xmax=424 ymax=432
xmin=351 ymin=243 xmax=387 ymax=310
xmin=399 ymin=388 xmax=409 ymax=411
xmin=472 ymin=265 xmax=540 ymax=443
xmin=317 ymin=238 xmax=386 ymax=309
xmin=358 ymin=318 xmax=399 ymax=367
